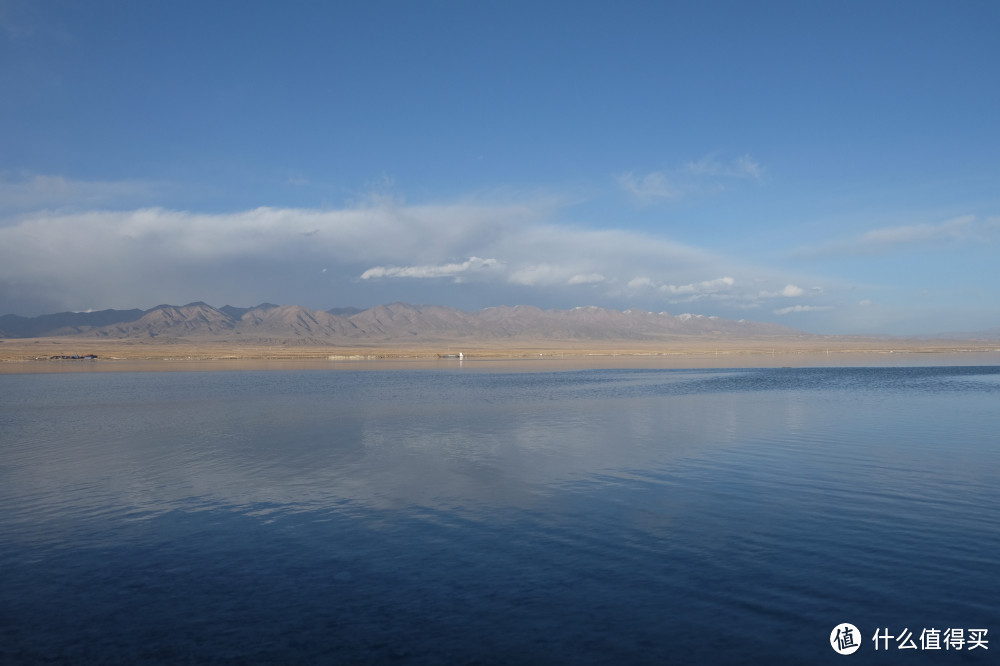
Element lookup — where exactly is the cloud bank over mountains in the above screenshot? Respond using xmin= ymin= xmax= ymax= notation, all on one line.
xmin=1 ymin=168 xmax=995 ymax=335
xmin=0 ymin=193 xmax=827 ymax=321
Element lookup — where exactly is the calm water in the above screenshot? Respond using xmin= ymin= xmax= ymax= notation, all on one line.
xmin=1 ymin=366 xmax=998 ymax=664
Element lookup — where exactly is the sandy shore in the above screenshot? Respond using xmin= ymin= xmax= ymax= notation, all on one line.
xmin=1 ymin=336 xmax=998 ymax=373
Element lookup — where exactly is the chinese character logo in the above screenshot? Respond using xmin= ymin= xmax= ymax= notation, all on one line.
xmin=871 ymin=626 xmax=989 ymax=651
xmin=831 ymin=623 xmax=861 ymax=655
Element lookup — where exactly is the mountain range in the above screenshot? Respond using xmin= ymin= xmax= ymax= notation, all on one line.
xmin=0 ymin=302 xmax=813 ymax=344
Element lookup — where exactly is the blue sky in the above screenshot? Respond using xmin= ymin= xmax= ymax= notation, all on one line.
xmin=1 ymin=0 xmax=998 ymax=334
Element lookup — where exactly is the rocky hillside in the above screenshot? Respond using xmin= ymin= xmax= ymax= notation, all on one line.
xmin=1 ymin=302 xmax=809 ymax=343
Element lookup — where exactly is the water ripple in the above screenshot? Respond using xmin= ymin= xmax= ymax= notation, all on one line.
xmin=2 ymin=366 xmax=999 ymax=663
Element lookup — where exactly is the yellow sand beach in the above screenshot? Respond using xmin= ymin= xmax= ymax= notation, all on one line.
xmin=2 ymin=337 xmax=998 ymax=373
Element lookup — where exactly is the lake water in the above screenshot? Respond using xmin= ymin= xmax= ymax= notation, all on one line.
xmin=1 ymin=365 xmax=998 ymax=664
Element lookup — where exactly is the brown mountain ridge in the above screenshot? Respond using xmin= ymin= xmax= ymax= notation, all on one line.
xmin=0 ymin=302 xmax=810 ymax=344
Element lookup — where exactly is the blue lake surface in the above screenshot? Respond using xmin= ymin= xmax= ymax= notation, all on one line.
xmin=1 ymin=366 xmax=998 ymax=664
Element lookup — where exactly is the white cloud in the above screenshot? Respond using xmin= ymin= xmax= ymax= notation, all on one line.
xmin=361 ymin=257 xmax=499 ymax=280
xmin=758 ymin=283 xmax=805 ymax=298
xmin=795 ymin=215 xmax=1000 ymax=257
xmin=774 ymin=305 xmax=834 ymax=315
xmin=627 ymin=277 xmax=656 ymax=290
xmin=567 ymin=273 xmax=606 ymax=285
xmin=626 ymin=275 xmax=739 ymax=302
xmin=661 ymin=276 xmax=735 ymax=295
xmin=858 ymin=216 xmax=973 ymax=247
xmin=508 ymin=264 xmax=572 ymax=287
xmin=780 ymin=284 xmax=804 ymax=297
xmin=616 ymin=171 xmax=680 ymax=203
xmin=618 ymin=153 xmax=765 ymax=205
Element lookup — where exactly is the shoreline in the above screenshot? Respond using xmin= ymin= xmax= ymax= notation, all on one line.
xmin=2 ymin=337 xmax=999 ymax=373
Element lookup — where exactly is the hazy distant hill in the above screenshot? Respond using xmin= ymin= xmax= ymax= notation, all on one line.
xmin=1 ymin=301 xmax=813 ymax=343
xmin=917 ymin=326 xmax=1000 ymax=341
xmin=0 ymin=307 xmax=146 ymax=338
